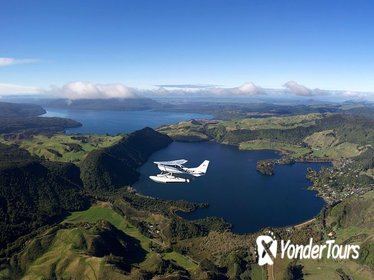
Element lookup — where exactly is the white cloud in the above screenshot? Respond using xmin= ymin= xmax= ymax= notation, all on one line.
xmin=283 ymin=80 xmax=333 ymax=97
xmin=0 ymin=83 xmax=40 ymax=95
xmin=1 ymin=79 xmax=373 ymax=102
xmin=340 ymin=90 xmax=370 ymax=99
xmin=210 ymin=82 xmax=263 ymax=96
xmin=155 ymin=84 xmax=219 ymax=89
xmin=47 ymin=81 xmax=138 ymax=99
xmin=0 ymin=57 xmax=39 ymax=67
xmin=149 ymin=82 xmax=264 ymax=97
xmin=283 ymin=81 xmax=314 ymax=96
xmin=237 ymin=82 xmax=262 ymax=95
xmin=282 ymin=81 xmax=374 ymax=100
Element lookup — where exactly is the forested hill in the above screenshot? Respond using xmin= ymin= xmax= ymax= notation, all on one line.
xmin=80 ymin=127 xmax=172 ymax=192
xmin=0 ymin=144 xmax=89 ymax=248
xmin=0 ymin=102 xmax=46 ymax=117
xmin=0 ymin=101 xmax=81 ymax=134
xmin=0 ymin=127 xmax=172 ymax=249
xmin=0 ymin=117 xmax=81 ymax=134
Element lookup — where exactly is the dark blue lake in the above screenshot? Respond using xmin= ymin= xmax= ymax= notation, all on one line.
xmin=135 ymin=141 xmax=329 ymax=233
xmin=44 ymin=109 xmax=212 ymax=134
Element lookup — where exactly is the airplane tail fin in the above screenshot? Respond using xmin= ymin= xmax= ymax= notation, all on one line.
xmin=189 ymin=160 xmax=209 ymax=176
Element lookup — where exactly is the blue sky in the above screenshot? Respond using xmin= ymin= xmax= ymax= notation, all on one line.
xmin=1 ymin=0 xmax=374 ymax=98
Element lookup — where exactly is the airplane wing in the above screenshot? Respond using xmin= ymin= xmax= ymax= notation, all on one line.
xmin=154 ymin=159 xmax=188 ymax=166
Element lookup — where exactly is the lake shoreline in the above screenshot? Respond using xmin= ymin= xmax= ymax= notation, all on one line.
xmin=134 ymin=140 xmax=329 ymax=234
xmin=169 ymin=137 xmax=335 ymax=206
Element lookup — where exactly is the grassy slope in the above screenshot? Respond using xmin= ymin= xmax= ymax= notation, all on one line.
xmin=299 ymin=257 xmax=373 ymax=280
xmin=235 ymin=117 xmax=364 ymax=160
xmin=362 ymin=168 xmax=374 ymax=179
xmin=21 ymin=227 xmax=129 ymax=280
xmin=16 ymin=204 xmax=198 ymax=279
xmin=268 ymin=256 xmax=371 ymax=280
xmin=326 ymin=190 xmax=374 ymax=271
xmin=326 ymin=191 xmax=374 ymax=242
xmin=223 ymin=113 xmax=324 ymax=130
xmin=239 ymin=140 xmax=311 ymax=158
xmin=64 ymin=205 xmax=150 ymax=249
xmin=157 ymin=121 xmax=209 ymax=140
xmin=251 ymin=264 xmax=266 ymax=280
xmin=304 ymin=130 xmax=339 ymax=148
xmin=64 ymin=205 xmax=198 ymax=272
xmin=163 ymin=252 xmax=198 ymax=271
xmin=0 ymin=134 xmax=123 ymax=164
xmin=305 ymin=130 xmax=363 ymax=159
xmin=158 ymin=113 xmax=324 ymax=140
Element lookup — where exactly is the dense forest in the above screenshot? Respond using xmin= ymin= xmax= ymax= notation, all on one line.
xmin=80 ymin=127 xmax=172 ymax=192
xmin=0 ymin=144 xmax=89 ymax=248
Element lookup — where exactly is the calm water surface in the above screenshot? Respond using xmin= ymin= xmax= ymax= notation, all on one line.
xmin=44 ymin=108 xmax=212 ymax=134
xmin=135 ymin=142 xmax=329 ymax=233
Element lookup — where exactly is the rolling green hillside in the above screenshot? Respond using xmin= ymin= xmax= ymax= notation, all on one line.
xmin=158 ymin=113 xmax=374 ymax=160
xmin=65 ymin=205 xmax=198 ymax=272
xmin=1 ymin=221 xmax=147 ymax=280
xmin=0 ymin=205 xmax=198 ymax=279
xmin=0 ymin=134 xmax=123 ymax=164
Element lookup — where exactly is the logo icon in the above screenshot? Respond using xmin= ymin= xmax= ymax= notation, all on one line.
xmin=256 ymin=231 xmax=277 ymax=266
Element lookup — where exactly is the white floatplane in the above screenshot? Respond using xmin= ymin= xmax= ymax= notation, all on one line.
xmin=149 ymin=159 xmax=209 ymax=183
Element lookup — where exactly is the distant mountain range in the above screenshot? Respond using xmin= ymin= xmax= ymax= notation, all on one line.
xmin=0 ymin=102 xmax=45 ymax=117
xmin=45 ymin=97 xmax=162 ymax=110
xmin=0 ymin=102 xmax=81 ymax=134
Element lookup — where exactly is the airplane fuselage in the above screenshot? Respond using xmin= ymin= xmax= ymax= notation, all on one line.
xmin=151 ymin=159 xmax=209 ymax=183
xmin=157 ymin=164 xmax=185 ymax=174
xmin=157 ymin=164 xmax=207 ymax=177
